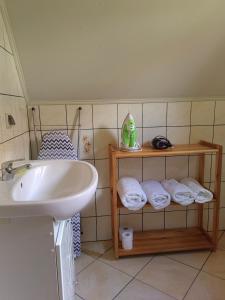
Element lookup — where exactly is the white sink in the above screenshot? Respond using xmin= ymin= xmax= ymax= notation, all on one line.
xmin=0 ymin=160 xmax=98 ymax=220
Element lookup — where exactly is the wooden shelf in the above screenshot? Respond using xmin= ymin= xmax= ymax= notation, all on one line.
xmin=109 ymin=141 xmax=222 ymax=258
xmin=110 ymin=142 xmax=219 ymax=158
xmin=118 ymin=228 xmax=213 ymax=257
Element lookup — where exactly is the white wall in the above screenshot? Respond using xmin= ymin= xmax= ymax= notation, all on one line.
xmin=29 ymin=99 xmax=225 ymax=241
xmin=0 ymin=4 xmax=29 ymax=170
xmin=6 ymin=0 xmax=225 ymax=102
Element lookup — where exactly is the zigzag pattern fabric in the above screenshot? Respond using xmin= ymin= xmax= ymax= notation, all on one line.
xmin=38 ymin=131 xmax=81 ymax=257
xmin=38 ymin=131 xmax=77 ymax=160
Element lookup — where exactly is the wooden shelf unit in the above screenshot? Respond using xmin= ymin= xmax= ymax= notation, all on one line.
xmin=109 ymin=140 xmax=222 ymax=258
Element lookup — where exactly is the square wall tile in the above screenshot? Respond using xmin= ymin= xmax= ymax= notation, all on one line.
xmin=191 ymin=101 xmax=215 ymax=125
xmin=118 ymin=104 xmax=142 ymax=128
xmin=119 ymin=158 xmax=142 ymax=182
xmin=66 ymin=104 xmax=92 ymax=129
xmin=94 ymin=128 xmax=118 ymax=159
xmin=143 ymin=212 xmax=164 ymax=230
xmin=143 ymin=157 xmax=165 ymax=181
xmin=120 ymin=214 xmax=142 ymax=231
xmin=190 ymin=126 xmax=213 ymax=143
xmin=215 ymin=101 xmax=225 ymax=125
xmin=165 ymin=210 xmax=186 ymax=229
xmin=143 ymin=127 xmax=166 ymax=145
xmin=213 ymin=125 xmax=225 ymax=150
xmin=97 ymin=216 xmax=112 ymax=240
xmin=203 ymin=208 xmax=208 ymax=231
xmin=93 ymin=104 xmax=117 ymax=128
xmin=80 ymin=194 xmax=96 ymax=217
xmin=219 ymin=208 xmax=225 ymax=230
xmin=220 ymin=182 xmax=225 ymax=207
xmin=166 ymin=156 xmax=189 ymax=180
xmin=167 ymin=102 xmax=191 ymax=126
xmin=70 ymin=129 xmax=94 ymax=160
xmin=222 ymin=155 xmax=225 ymax=181
xmin=40 ymin=105 xmax=66 ymax=126
xmin=187 ymin=210 xmax=198 ymax=227
xmin=143 ymin=102 xmax=167 ymax=127
xmin=189 ymin=154 xmax=213 ymax=182
xmin=81 ymin=217 xmax=97 ymax=242
xmin=95 ymin=159 xmax=110 ymax=188
xmin=167 ymin=126 xmax=190 ymax=144
xmin=96 ymin=188 xmax=111 ymax=216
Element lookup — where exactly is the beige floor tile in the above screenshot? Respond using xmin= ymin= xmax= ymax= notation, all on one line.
xmin=115 ymin=279 xmax=175 ymax=300
xmin=203 ymin=249 xmax=225 ymax=279
xmin=136 ymin=256 xmax=198 ymax=300
xmin=75 ymin=253 xmax=95 ymax=273
xmin=184 ymin=271 xmax=225 ymax=300
xmin=81 ymin=240 xmax=112 ymax=258
xmin=99 ymin=248 xmax=152 ymax=276
xmin=218 ymin=232 xmax=225 ymax=250
xmin=167 ymin=250 xmax=210 ymax=269
xmin=76 ymin=260 xmax=131 ymax=300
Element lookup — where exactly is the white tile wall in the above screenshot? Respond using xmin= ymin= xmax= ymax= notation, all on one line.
xmin=215 ymin=101 xmax=225 ymax=125
xmin=167 ymin=102 xmax=191 ymax=126
xmin=0 ymin=8 xmax=29 ymax=170
xmin=93 ymin=104 xmax=117 ymax=128
xmin=29 ymin=100 xmax=225 ymax=241
xmin=191 ymin=101 xmax=215 ymax=125
xmin=143 ymin=102 xmax=167 ymax=127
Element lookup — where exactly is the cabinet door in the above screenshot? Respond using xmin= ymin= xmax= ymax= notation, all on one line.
xmin=56 ymin=220 xmax=75 ymax=300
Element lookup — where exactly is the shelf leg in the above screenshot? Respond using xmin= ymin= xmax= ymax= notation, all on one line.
xmin=198 ymin=154 xmax=205 ymax=228
xmin=110 ymin=153 xmax=119 ymax=258
xmin=212 ymin=146 xmax=222 ymax=250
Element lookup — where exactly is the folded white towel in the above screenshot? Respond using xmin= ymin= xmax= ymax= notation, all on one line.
xmin=141 ymin=180 xmax=171 ymax=210
xmin=117 ymin=177 xmax=147 ymax=210
xmin=180 ymin=177 xmax=213 ymax=203
xmin=161 ymin=179 xmax=195 ymax=206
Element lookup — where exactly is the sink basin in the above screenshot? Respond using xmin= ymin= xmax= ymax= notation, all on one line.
xmin=0 ymin=160 xmax=98 ymax=220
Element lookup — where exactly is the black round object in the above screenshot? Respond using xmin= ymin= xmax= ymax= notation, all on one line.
xmin=151 ymin=136 xmax=172 ymax=150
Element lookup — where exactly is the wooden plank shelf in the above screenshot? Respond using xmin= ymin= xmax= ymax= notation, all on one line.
xmin=118 ymin=228 xmax=214 ymax=257
xmin=110 ymin=142 xmax=219 ymax=159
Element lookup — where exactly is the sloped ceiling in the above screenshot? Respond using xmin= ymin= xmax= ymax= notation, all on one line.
xmin=5 ymin=0 xmax=225 ymax=102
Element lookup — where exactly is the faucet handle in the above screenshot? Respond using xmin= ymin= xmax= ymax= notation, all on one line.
xmin=1 ymin=158 xmax=25 ymax=169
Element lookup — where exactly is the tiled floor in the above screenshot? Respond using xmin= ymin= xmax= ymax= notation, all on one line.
xmin=75 ymin=232 xmax=225 ymax=300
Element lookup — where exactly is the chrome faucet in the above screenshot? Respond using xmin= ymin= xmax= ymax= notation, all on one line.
xmin=1 ymin=160 xmax=32 ymax=181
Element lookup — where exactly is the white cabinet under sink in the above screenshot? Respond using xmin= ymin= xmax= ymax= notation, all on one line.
xmin=0 ymin=216 xmax=76 ymax=300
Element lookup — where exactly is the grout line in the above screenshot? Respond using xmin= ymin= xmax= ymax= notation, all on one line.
xmin=112 ymin=277 xmax=134 ymax=300
xmin=134 ymin=277 xmax=178 ymax=300
xmin=75 ymin=294 xmax=86 ymax=300
xmin=0 ymin=131 xmax=29 ymax=144
xmin=182 ymin=231 xmax=225 ymax=299
xmin=0 ymin=44 xmax=13 ymax=55
xmin=0 ymin=92 xmax=24 ymax=98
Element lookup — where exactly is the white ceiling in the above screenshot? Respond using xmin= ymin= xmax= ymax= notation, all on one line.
xmin=5 ymin=0 xmax=225 ymax=102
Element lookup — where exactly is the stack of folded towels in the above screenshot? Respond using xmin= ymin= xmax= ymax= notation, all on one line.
xmin=117 ymin=176 xmax=213 ymax=211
